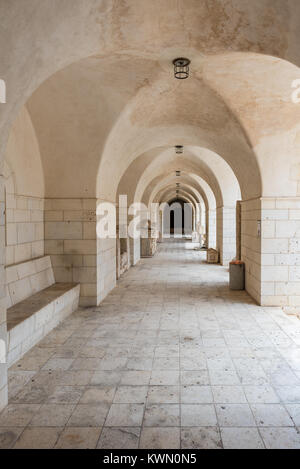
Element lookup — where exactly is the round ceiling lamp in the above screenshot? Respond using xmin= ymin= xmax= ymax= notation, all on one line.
xmin=175 ymin=145 xmax=183 ymax=154
xmin=173 ymin=58 xmax=190 ymax=79
xmin=176 ymin=170 xmax=181 ymax=177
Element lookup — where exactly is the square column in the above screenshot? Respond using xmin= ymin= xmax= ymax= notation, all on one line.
xmin=128 ymin=215 xmax=140 ymax=266
xmin=241 ymin=197 xmax=300 ymax=306
xmin=217 ymin=206 xmax=236 ymax=266
xmin=207 ymin=209 xmax=216 ymax=249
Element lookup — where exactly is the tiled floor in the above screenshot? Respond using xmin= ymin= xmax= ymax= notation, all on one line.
xmin=1 ymin=239 xmax=300 ymax=449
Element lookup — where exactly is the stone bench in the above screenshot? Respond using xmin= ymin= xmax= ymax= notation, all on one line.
xmin=6 ymin=256 xmax=80 ymax=366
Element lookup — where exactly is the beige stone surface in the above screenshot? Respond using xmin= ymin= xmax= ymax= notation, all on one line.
xmin=2 ymin=0 xmax=300 ymax=423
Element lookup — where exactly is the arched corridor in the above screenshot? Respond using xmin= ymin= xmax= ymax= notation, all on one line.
xmin=1 ymin=239 xmax=300 ymax=449
xmin=1 ymin=0 xmax=300 ymax=451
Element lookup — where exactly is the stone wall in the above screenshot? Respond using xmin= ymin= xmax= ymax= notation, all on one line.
xmin=0 ymin=176 xmax=7 ymax=411
xmin=260 ymin=197 xmax=300 ymax=307
xmin=97 ymin=237 xmax=116 ymax=304
xmin=5 ymin=194 xmax=44 ymax=266
xmin=217 ymin=206 xmax=236 ymax=265
xmin=44 ymin=198 xmax=97 ymax=307
xmin=241 ymin=198 xmax=261 ymax=304
xmin=241 ymin=197 xmax=300 ymax=307
xmin=207 ymin=209 xmax=216 ymax=249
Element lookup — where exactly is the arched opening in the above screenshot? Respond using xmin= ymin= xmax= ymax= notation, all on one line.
xmin=2 ymin=2 xmax=300 ymax=450
xmin=163 ymin=198 xmax=192 ymax=238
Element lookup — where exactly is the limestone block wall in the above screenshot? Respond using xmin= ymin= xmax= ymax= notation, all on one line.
xmin=128 ymin=214 xmax=140 ymax=265
xmin=44 ymin=198 xmax=97 ymax=307
xmin=97 ymin=237 xmax=116 ymax=304
xmin=236 ymin=201 xmax=242 ymax=260
xmin=5 ymin=194 xmax=44 ymax=266
xmin=207 ymin=209 xmax=216 ymax=249
xmin=217 ymin=206 xmax=236 ymax=265
xmin=130 ymin=236 xmax=140 ymax=265
xmin=260 ymin=197 xmax=300 ymax=307
xmin=241 ymin=198 xmax=261 ymax=304
xmin=96 ymin=199 xmax=117 ymax=303
xmin=0 ymin=176 xmax=7 ymax=411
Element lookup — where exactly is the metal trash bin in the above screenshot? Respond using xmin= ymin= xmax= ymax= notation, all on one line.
xmin=229 ymin=260 xmax=245 ymax=290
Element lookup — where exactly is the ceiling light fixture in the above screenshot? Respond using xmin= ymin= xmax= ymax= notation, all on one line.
xmin=173 ymin=58 xmax=190 ymax=79
xmin=175 ymin=145 xmax=183 ymax=154
xmin=176 ymin=170 xmax=181 ymax=177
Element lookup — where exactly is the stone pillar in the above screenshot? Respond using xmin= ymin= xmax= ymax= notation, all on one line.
xmin=241 ymin=198 xmax=261 ymax=303
xmin=0 ymin=175 xmax=8 ymax=411
xmin=140 ymin=221 xmax=157 ymax=258
xmin=236 ymin=201 xmax=242 ymax=261
xmin=116 ymin=226 xmax=130 ymax=279
xmin=260 ymin=197 xmax=300 ymax=307
xmin=241 ymin=197 xmax=300 ymax=307
xmin=96 ymin=199 xmax=116 ymax=304
xmin=217 ymin=206 xmax=236 ymax=266
xmin=207 ymin=209 xmax=216 ymax=249
xmin=128 ymin=215 xmax=140 ymax=265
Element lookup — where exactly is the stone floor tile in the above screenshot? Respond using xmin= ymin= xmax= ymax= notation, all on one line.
xmin=67 ymin=403 xmax=109 ymax=427
xmin=209 ymin=369 xmax=241 ymax=386
xmin=0 ymin=404 xmax=41 ymax=426
xmin=181 ymin=386 xmax=213 ymax=404
xmin=57 ymin=370 xmax=93 ymax=386
xmin=97 ymin=427 xmax=140 ymax=449
xmin=79 ymin=386 xmax=116 ymax=404
xmin=243 ymin=385 xmax=280 ymax=404
xmin=147 ymin=386 xmax=180 ymax=404
xmin=212 ymin=386 xmax=247 ymax=404
xmin=221 ymin=427 xmax=264 ymax=449
xmin=152 ymin=357 xmax=179 ymax=370
xmin=286 ymin=404 xmax=300 ymax=426
xmin=29 ymin=404 xmax=75 ymax=427
xmin=259 ymin=427 xmax=300 ymax=449
xmin=91 ymin=371 xmax=122 ymax=386
xmin=105 ymin=404 xmax=144 ymax=427
xmin=181 ymin=427 xmax=222 ymax=449
xmin=47 ymin=386 xmax=84 ymax=404
xmin=55 ymin=427 xmax=101 ymax=449
xmin=180 ymin=370 xmax=210 ymax=386
xmin=181 ymin=404 xmax=217 ymax=426
xmin=274 ymin=386 xmax=300 ymax=403
xmin=251 ymin=404 xmax=294 ymax=427
xmin=150 ymin=370 xmax=179 ymax=385
xmin=0 ymin=427 xmax=24 ymax=449
xmin=13 ymin=427 xmax=62 ymax=449
xmin=144 ymin=404 xmax=180 ymax=427
xmin=139 ymin=427 xmax=180 ymax=449
xmin=113 ymin=386 xmax=148 ymax=404
xmin=8 ymin=371 xmax=36 ymax=399
xmin=215 ymin=404 xmax=256 ymax=427
xmin=42 ymin=358 xmax=74 ymax=371
xmin=126 ymin=358 xmax=153 ymax=371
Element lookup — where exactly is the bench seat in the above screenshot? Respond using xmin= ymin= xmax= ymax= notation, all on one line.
xmin=5 ymin=256 xmax=80 ymax=366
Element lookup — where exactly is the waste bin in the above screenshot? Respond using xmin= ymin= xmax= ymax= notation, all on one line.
xmin=229 ymin=260 xmax=245 ymax=290
xmin=207 ymin=248 xmax=219 ymax=264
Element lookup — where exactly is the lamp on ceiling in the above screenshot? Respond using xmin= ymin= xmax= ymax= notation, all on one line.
xmin=176 ymin=170 xmax=181 ymax=177
xmin=173 ymin=58 xmax=190 ymax=79
xmin=175 ymin=145 xmax=183 ymax=154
